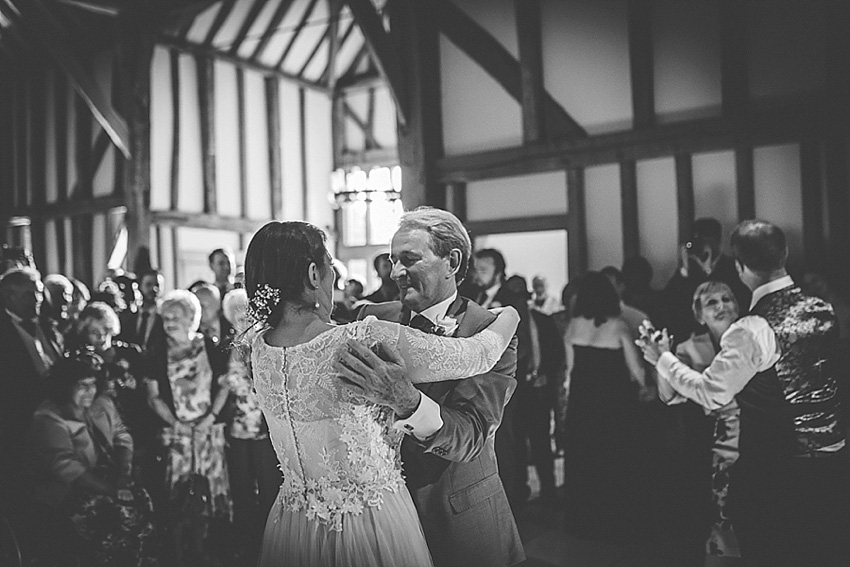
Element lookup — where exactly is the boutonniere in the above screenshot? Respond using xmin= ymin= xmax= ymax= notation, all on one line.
xmin=434 ymin=314 xmax=459 ymax=336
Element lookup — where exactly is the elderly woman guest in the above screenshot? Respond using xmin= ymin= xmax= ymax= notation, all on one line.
xmin=144 ymin=289 xmax=231 ymax=562
xmin=27 ymin=355 xmax=157 ymax=566
xmin=638 ymin=282 xmax=791 ymax=566
xmin=219 ymin=288 xmax=282 ymax=564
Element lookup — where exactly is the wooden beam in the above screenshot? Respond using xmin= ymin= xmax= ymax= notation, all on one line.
xmin=324 ymin=0 xmax=345 ymax=88
xmin=515 ymin=0 xmax=545 ymax=143
xmin=675 ymin=153 xmax=694 ymax=244
xmin=299 ymin=87 xmax=309 ymax=218
xmin=7 ymin=194 xmax=126 ymax=220
xmin=437 ymin=97 xmax=831 ymax=182
xmin=54 ymin=0 xmax=122 ymax=17
xmin=735 ymin=145 xmax=755 ymax=220
xmin=447 ymin=181 xmax=467 ymax=223
xmin=824 ymin=135 xmax=850 ymax=281
xmin=169 ymin=48 xmax=181 ymax=211
xmin=250 ymin=0 xmax=295 ymax=62
xmin=390 ymin=0 xmax=444 ymax=209
xmin=30 ymin=69 xmax=46 ymax=208
xmin=152 ymin=211 xmax=268 ymax=233
xmin=332 ymin=93 xmax=345 ymax=165
xmin=158 ymin=34 xmax=330 ymax=93
xmin=74 ymin=94 xmax=93 ymax=199
xmin=299 ymin=20 xmax=332 ymax=78
xmin=627 ymin=0 xmax=655 ymax=129
xmin=13 ymin=0 xmax=131 ymax=158
xmin=799 ymin=138 xmax=825 ymax=271
xmin=72 ymin=214 xmax=94 ymax=284
xmin=346 ymin=0 xmax=409 ymax=126
xmin=566 ymin=167 xmax=588 ymax=279
xmin=433 ymin=0 xmax=585 ymax=139
xmin=337 ymin=44 xmax=370 ymax=86
xmin=54 ymin=69 xmax=69 ymax=202
xmin=366 ymin=86 xmax=376 ymax=148
xmin=620 ymin=160 xmax=640 ymax=258
xmin=719 ymin=0 xmax=748 ymax=117
xmin=117 ymin=10 xmax=153 ymax=265
xmin=203 ymin=0 xmax=237 ymax=48
xmin=344 ymin=101 xmax=381 ymax=149
xmin=277 ymin=0 xmax=321 ymax=68
xmin=227 ymin=0 xmax=267 ymax=57
xmin=196 ymin=54 xmax=216 ymax=214
xmin=236 ymin=68 xmax=248 ymax=218
xmin=465 ymin=214 xmax=567 ymax=237
xmin=265 ymin=76 xmax=283 ymax=219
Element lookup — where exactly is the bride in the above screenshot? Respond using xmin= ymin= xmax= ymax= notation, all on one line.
xmin=244 ymin=221 xmax=519 ymax=567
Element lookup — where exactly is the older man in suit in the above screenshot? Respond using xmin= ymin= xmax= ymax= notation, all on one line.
xmin=337 ymin=207 xmax=524 ymax=567
xmin=0 ymin=267 xmax=62 ymax=507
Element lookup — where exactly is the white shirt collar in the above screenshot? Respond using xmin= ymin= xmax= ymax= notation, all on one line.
xmin=416 ymin=292 xmax=458 ymax=323
xmin=750 ymin=275 xmax=794 ymax=310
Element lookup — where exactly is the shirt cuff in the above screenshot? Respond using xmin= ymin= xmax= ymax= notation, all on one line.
xmin=393 ymin=392 xmax=443 ymax=441
xmin=656 ymin=351 xmax=678 ymax=379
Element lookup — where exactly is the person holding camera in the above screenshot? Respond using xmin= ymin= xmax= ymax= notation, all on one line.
xmin=664 ymin=218 xmax=750 ymax=347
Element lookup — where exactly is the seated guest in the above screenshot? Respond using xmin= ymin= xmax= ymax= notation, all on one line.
xmin=0 ymin=268 xmax=62 ymax=507
xmin=144 ymin=290 xmax=231 ymax=566
xmin=219 ymin=289 xmax=282 ymax=565
xmin=26 ymin=355 xmax=157 ymax=566
xmin=70 ymin=302 xmax=148 ymax=466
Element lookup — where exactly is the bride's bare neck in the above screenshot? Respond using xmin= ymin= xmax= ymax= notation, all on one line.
xmin=265 ymin=302 xmax=333 ymax=347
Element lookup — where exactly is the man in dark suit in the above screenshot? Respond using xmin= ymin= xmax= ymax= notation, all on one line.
xmin=118 ymin=269 xmax=166 ymax=352
xmin=0 ymin=267 xmax=62 ymax=507
xmin=337 ymin=207 xmax=524 ymax=567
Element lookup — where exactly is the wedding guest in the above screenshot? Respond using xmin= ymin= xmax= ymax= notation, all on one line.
xmin=731 ymin=220 xmax=849 ymax=566
xmin=27 ymin=355 xmax=158 ymax=566
xmin=219 ymin=289 xmax=282 ymax=565
xmin=118 ymin=269 xmax=165 ymax=352
xmin=43 ymin=274 xmax=75 ymax=339
xmin=363 ymin=252 xmax=400 ymax=303
xmin=143 ymin=289 xmax=231 ymax=565
xmin=562 ymin=272 xmax=646 ymax=540
xmin=530 ymin=275 xmax=561 ymax=315
xmin=209 ymin=248 xmax=236 ymax=301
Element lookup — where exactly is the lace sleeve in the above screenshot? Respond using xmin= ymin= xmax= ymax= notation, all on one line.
xmin=358 ymin=316 xmax=508 ymax=384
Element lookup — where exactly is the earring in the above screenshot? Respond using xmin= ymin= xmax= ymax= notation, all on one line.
xmin=315 ymin=301 xmax=320 ymax=310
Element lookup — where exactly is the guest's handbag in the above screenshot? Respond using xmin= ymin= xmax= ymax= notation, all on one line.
xmin=168 ymin=426 xmax=213 ymax=520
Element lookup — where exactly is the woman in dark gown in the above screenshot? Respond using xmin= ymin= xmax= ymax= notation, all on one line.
xmin=562 ymin=272 xmax=646 ymax=539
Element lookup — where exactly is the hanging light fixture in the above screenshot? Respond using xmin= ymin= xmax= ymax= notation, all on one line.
xmin=330 ymin=165 xmax=402 ymax=207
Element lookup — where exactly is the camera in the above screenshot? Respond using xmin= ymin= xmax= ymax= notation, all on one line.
xmin=685 ymin=234 xmax=710 ymax=263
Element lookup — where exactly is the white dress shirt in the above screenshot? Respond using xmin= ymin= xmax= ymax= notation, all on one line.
xmin=656 ymin=315 xmax=780 ymax=411
xmin=393 ymin=292 xmax=458 ymax=440
xmin=749 ymin=275 xmax=794 ymax=310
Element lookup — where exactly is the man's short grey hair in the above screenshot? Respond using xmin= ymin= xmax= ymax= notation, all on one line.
xmin=158 ymin=289 xmax=202 ymax=332
xmin=398 ymin=207 xmax=472 ymax=283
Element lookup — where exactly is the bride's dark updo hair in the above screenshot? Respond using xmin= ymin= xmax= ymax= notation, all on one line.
xmin=245 ymin=221 xmax=329 ymax=327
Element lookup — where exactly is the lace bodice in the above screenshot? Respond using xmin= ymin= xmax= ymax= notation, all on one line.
xmin=250 ymin=316 xmax=506 ymax=531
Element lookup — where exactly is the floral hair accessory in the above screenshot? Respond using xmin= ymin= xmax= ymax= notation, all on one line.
xmin=248 ymin=283 xmax=281 ymax=326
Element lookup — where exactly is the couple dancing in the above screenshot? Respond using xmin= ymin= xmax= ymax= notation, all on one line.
xmin=245 ymin=208 xmax=525 ymax=566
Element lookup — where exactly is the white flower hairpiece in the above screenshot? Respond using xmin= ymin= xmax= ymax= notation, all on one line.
xmin=247 ymin=283 xmax=281 ymax=326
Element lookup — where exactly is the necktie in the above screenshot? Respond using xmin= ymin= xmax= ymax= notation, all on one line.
xmin=409 ymin=314 xmax=445 ymax=336
xmin=138 ymin=310 xmax=150 ymax=343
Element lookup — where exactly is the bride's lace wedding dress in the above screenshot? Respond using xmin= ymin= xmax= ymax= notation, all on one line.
xmin=251 ymin=315 xmax=508 ymax=567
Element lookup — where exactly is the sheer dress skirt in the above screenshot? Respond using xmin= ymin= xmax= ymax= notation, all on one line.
xmin=258 ymin=485 xmax=434 ymax=567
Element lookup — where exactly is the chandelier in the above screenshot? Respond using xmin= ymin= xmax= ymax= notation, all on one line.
xmin=329 ymin=165 xmax=402 ymax=207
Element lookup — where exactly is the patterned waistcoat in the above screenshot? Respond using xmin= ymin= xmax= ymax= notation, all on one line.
xmin=750 ymin=285 xmax=845 ymax=457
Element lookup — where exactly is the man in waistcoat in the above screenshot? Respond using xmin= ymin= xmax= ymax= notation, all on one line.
xmin=731 ymin=220 xmax=849 ymax=567
xmin=336 ymin=207 xmax=525 ymax=567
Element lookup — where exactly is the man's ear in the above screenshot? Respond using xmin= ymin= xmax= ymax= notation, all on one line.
xmin=446 ymin=249 xmax=462 ymax=278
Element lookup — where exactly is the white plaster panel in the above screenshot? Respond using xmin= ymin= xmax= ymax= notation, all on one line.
xmin=747 ymin=0 xmax=826 ymax=101
xmin=243 ymin=70 xmax=272 ymax=219
xmin=177 ymin=53 xmax=204 ymax=213
xmin=150 ymin=46 xmax=173 ymax=211
xmin=213 ymin=61 xmax=242 ymax=217
xmin=653 ymin=0 xmax=722 ymax=122
xmin=304 ymin=90 xmax=334 ymax=238
xmin=92 ymin=213 xmax=106 ymax=284
xmin=279 ymin=81 xmax=305 ymax=220
xmin=372 ymin=85 xmax=398 ymax=150
xmin=45 ymin=69 xmax=57 ymax=204
xmin=466 ymin=170 xmax=567 ymax=221
xmin=693 ymin=150 xmax=738 ymax=251
xmin=585 ymin=163 xmax=623 ymax=271
xmin=440 ymin=35 xmax=522 ymax=155
xmin=541 ymin=0 xmax=632 ymax=134
xmin=475 ymin=230 xmax=568 ymax=301
xmin=754 ymin=143 xmax=803 ymax=266
xmin=637 ymin=157 xmax=679 ymax=288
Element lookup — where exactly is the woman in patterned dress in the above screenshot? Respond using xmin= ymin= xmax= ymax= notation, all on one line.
xmin=143 ymin=290 xmax=231 ymax=566
xmin=244 ymin=221 xmax=519 ymax=567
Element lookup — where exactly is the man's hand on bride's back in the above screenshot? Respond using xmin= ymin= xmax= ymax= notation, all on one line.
xmin=333 ymin=339 xmax=421 ymax=419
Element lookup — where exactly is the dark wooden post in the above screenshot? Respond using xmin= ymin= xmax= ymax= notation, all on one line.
xmin=390 ymin=0 xmax=445 ymax=209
